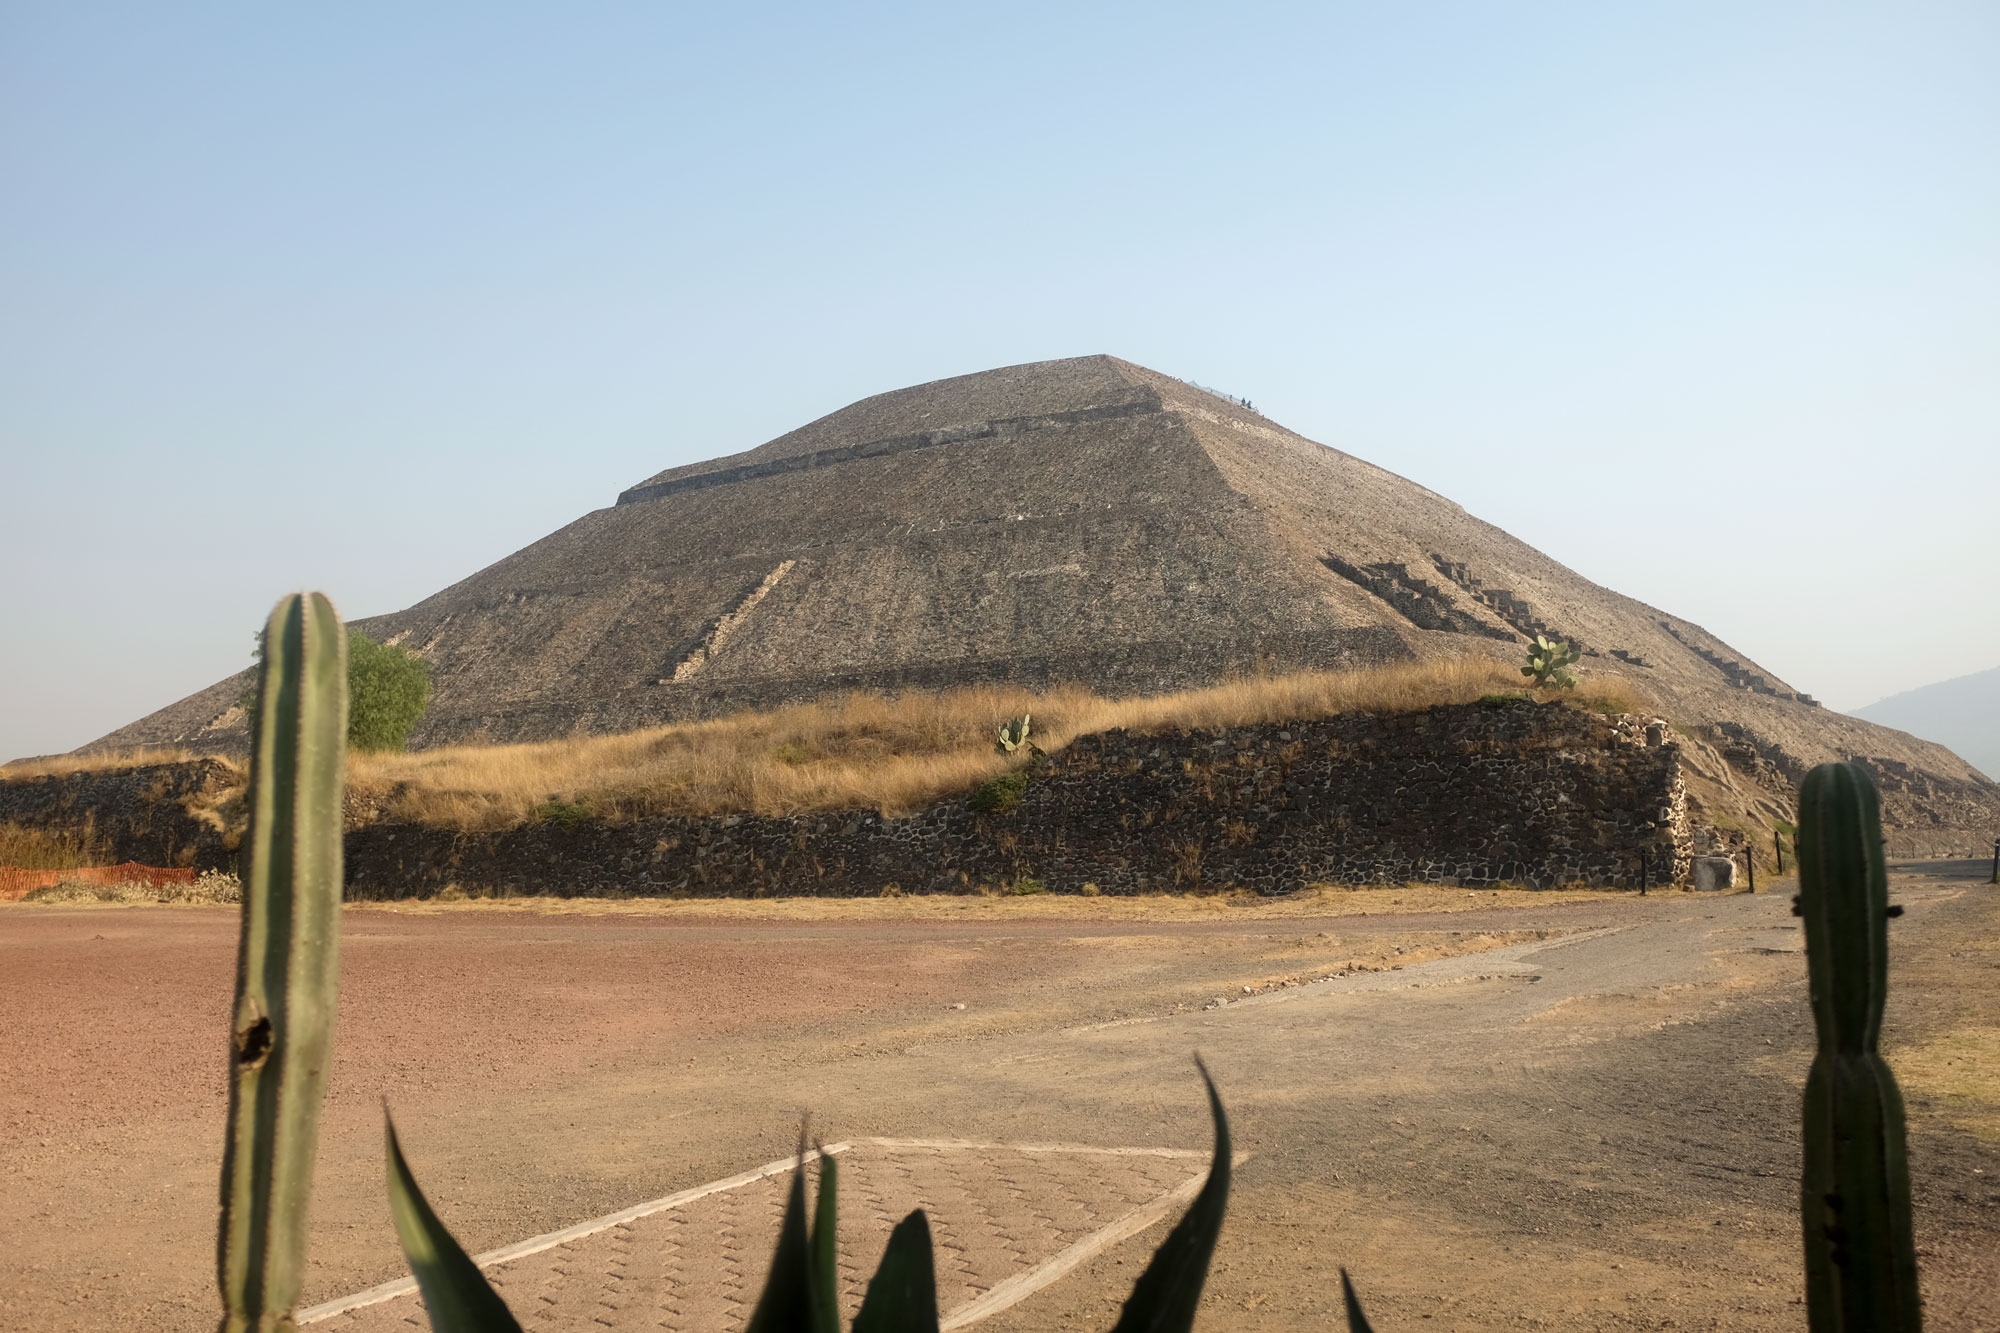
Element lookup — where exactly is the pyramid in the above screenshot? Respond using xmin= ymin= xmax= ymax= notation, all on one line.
xmin=92 ymin=355 xmax=1997 ymax=844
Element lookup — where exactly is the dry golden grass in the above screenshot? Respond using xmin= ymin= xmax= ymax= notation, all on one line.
xmin=347 ymin=660 xmax=1648 ymax=831
xmin=6 ymin=662 xmax=1647 ymax=834
xmin=0 ymin=820 xmax=107 ymax=871
xmin=0 ymin=747 xmax=198 ymax=780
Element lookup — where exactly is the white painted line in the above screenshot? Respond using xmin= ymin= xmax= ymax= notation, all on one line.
xmin=938 ymin=1151 xmax=1247 ymax=1331
xmin=297 ymin=1143 xmax=851 ymax=1325
xmin=858 ymin=1137 xmax=1208 ymax=1159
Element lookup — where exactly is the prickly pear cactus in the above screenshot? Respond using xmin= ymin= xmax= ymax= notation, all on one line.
xmin=217 ymin=593 xmax=349 ymax=1333
xmin=995 ymin=713 xmax=1031 ymax=755
xmin=1796 ymin=761 xmax=1922 ymax=1332
xmin=1521 ymin=635 xmax=1580 ymax=690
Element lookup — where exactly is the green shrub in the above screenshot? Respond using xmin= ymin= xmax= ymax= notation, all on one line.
xmin=242 ymin=627 xmax=432 ymax=753
xmin=968 ymin=768 xmax=1028 ymax=813
xmin=529 ymin=800 xmax=593 ymax=829
xmin=1009 ymin=876 xmax=1047 ymax=895
xmin=346 ymin=632 xmax=433 ymax=752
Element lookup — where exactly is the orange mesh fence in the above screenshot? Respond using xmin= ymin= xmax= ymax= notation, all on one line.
xmin=0 ymin=863 xmax=195 ymax=902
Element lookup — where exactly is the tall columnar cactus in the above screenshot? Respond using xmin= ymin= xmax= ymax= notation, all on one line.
xmin=1796 ymin=761 xmax=1922 ymax=1332
xmin=217 ymin=593 xmax=349 ymax=1333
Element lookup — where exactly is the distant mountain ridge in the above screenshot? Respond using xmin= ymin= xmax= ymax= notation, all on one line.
xmin=1853 ymin=665 xmax=2000 ymax=781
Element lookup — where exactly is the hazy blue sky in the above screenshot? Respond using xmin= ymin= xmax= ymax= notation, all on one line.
xmin=4 ymin=3 xmax=1995 ymax=760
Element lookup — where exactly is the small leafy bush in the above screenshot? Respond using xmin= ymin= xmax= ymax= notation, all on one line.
xmin=241 ymin=627 xmax=433 ymax=752
xmin=347 ymin=632 xmax=434 ymax=752
xmin=529 ymin=799 xmax=593 ymax=829
xmin=968 ymin=769 xmax=1027 ymax=813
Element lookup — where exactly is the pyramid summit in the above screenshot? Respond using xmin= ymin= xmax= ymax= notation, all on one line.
xmin=93 ymin=355 xmax=1997 ymax=844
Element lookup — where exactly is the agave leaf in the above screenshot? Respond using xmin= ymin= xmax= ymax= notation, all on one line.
xmin=383 ymin=1113 xmax=523 ymax=1333
xmin=746 ymin=1145 xmax=824 ymax=1333
xmin=1106 ymin=1063 xmax=1231 ymax=1333
xmin=1340 ymin=1269 xmax=1376 ymax=1333
xmin=852 ymin=1210 xmax=941 ymax=1333
xmin=810 ymin=1148 xmax=840 ymax=1333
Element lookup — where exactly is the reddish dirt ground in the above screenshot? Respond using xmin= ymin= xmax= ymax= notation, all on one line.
xmin=2 ymin=874 xmax=1995 ymax=1331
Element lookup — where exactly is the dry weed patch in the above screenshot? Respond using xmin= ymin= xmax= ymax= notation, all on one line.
xmin=15 ymin=870 xmax=243 ymax=906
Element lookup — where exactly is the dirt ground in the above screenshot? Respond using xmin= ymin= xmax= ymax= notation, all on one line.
xmin=2 ymin=871 xmax=1996 ymax=1331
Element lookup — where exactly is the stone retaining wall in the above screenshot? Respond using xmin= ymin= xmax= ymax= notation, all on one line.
xmin=341 ymin=701 xmax=1690 ymax=899
xmin=0 ymin=760 xmax=237 ymax=870
xmin=2 ymin=703 xmax=1691 ymax=899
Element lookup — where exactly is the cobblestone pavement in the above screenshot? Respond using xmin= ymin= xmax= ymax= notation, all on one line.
xmin=308 ymin=1140 xmax=1212 ymax=1332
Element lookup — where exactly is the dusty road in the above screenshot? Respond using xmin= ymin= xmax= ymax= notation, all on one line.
xmin=2 ymin=873 xmax=1996 ymax=1331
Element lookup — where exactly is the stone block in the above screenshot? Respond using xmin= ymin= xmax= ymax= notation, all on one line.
xmin=1691 ymin=855 xmax=1737 ymax=892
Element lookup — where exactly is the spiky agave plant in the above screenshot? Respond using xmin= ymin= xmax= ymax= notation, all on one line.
xmin=217 ymin=593 xmax=349 ymax=1333
xmin=1795 ymin=762 xmax=1922 ymax=1331
xmin=382 ymin=1067 xmax=1233 ymax=1333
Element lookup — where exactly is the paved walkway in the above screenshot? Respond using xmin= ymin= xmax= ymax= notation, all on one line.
xmin=308 ymin=1139 xmax=1214 ymax=1332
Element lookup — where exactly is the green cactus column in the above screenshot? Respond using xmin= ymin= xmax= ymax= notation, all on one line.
xmin=1796 ymin=761 xmax=1922 ymax=1332
xmin=217 ymin=593 xmax=349 ymax=1333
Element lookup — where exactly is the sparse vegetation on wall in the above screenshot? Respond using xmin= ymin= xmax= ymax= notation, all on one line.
xmin=331 ymin=660 xmax=1644 ymax=832
xmin=0 ymin=818 xmax=105 ymax=870
xmin=13 ymin=661 xmax=1647 ymax=839
xmin=0 ymin=747 xmax=196 ymax=781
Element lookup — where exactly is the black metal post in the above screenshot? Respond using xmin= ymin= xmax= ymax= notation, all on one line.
xmin=1746 ymin=846 xmax=1755 ymax=893
xmin=1639 ymin=849 xmax=1648 ymax=896
xmin=1991 ymin=838 xmax=1998 ymax=885
xmin=1775 ymin=829 xmax=1785 ymax=874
